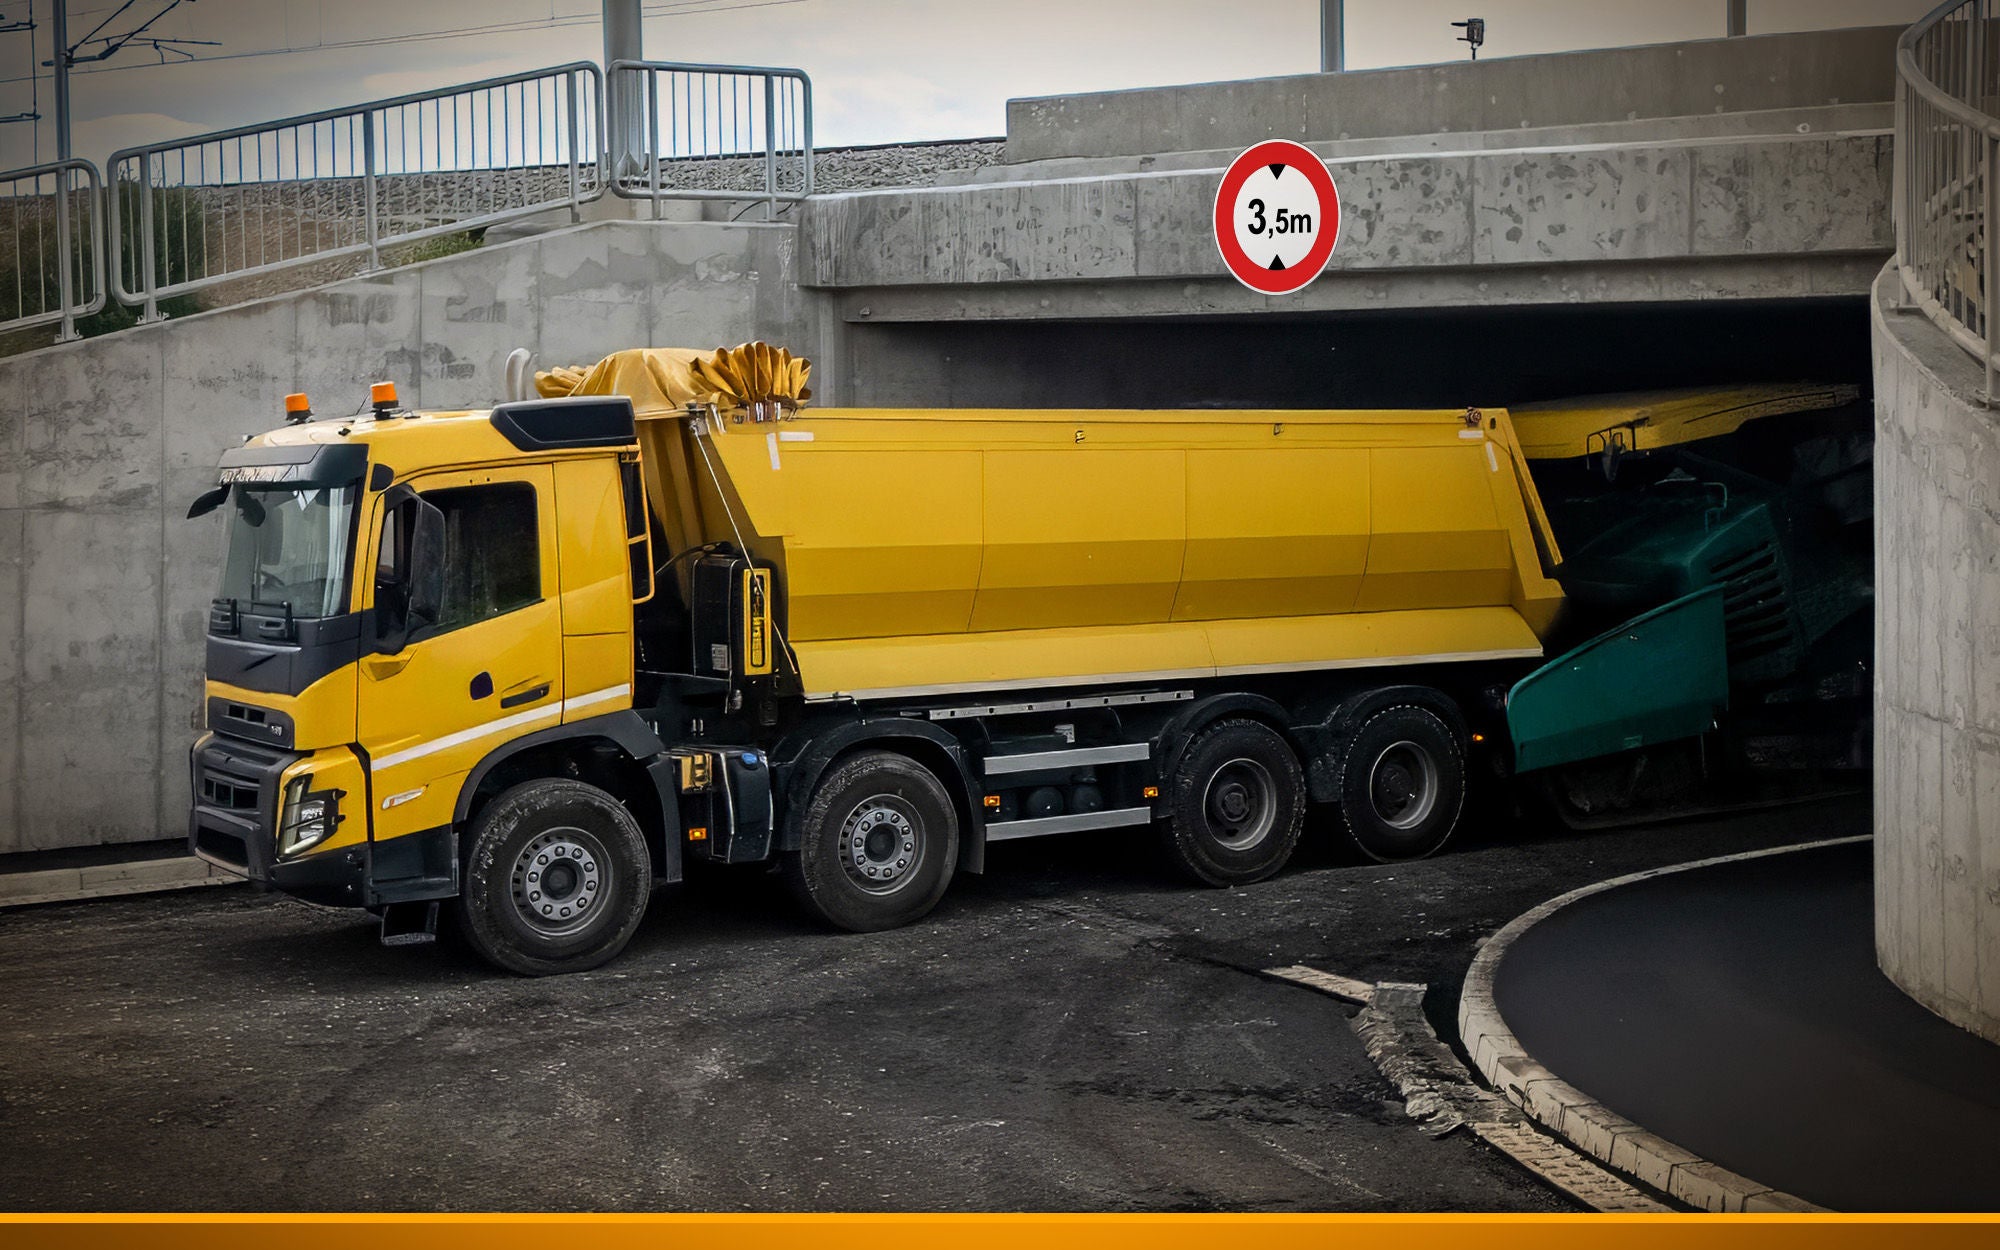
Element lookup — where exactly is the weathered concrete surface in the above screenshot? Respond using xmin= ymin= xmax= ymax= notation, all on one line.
xmin=1871 ymin=262 xmax=2000 ymax=1045
xmin=0 ymin=795 xmax=1860 ymax=1211
xmin=800 ymin=130 xmax=1892 ymax=321
xmin=0 ymin=220 xmax=815 ymax=854
xmin=1006 ymin=27 xmax=1899 ymax=163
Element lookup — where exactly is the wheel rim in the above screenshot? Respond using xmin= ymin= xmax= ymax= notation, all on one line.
xmin=1202 ymin=757 xmax=1277 ymax=850
xmin=508 ymin=826 xmax=609 ymax=937
xmin=840 ymin=793 xmax=924 ymax=895
xmin=1368 ymin=740 xmax=1440 ymax=830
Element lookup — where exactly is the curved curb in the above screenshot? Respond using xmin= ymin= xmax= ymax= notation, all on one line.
xmin=1457 ymin=835 xmax=1869 ymax=1213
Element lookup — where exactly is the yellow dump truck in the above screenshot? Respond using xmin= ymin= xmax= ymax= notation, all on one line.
xmin=185 ymin=346 xmax=1859 ymax=973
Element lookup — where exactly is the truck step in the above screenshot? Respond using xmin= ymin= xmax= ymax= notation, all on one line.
xmin=982 ymin=742 xmax=1149 ymax=776
xmin=379 ymin=900 xmax=441 ymax=947
xmin=986 ymin=805 xmax=1153 ymax=842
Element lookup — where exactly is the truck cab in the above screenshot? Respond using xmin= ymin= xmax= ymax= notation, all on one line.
xmin=188 ymin=388 xmax=678 ymax=970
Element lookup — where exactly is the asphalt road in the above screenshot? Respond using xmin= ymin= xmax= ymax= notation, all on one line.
xmin=1494 ymin=839 xmax=2000 ymax=1212
xmin=0 ymin=796 xmax=1865 ymax=1213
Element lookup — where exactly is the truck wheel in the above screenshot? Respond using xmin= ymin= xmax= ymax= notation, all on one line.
xmin=1161 ymin=718 xmax=1304 ymax=887
xmin=1335 ymin=705 xmax=1466 ymax=862
xmin=456 ymin=779 xmax=653 ymax=976
xmin=785 ymin=751 xmax=958 ymax=932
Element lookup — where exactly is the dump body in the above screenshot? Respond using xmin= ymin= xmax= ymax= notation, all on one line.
xmin=546 ymin=349 xmax=1567 ymax=701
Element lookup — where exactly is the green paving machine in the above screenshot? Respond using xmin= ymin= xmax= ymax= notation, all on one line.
xmin=1503 ymin=384 xmax=1872 ymax=824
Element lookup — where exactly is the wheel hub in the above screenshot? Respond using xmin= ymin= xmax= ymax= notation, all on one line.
xmin=1202 ymin=758 xmax=1276 ymax=851
xmin=509 ymin=829 xmax=605 ymax=935
xmin=1369 ymin=741 xmax=1440 ymax=830
xmin=842 ymin=797 xmax=920 ymax=894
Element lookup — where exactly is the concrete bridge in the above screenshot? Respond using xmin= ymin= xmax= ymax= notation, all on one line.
xmin=0 ymin=24 xmax=1902 ymax=857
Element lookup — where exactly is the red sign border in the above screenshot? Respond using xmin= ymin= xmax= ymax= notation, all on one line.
xmin=1212 ymin=139 xmax=1342 ymax=295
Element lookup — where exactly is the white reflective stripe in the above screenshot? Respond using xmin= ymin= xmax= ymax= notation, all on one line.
xmin=370 ymin=703 xmax=559 ymax=772
xmin=1486 ymin=442 xmax=1500 ymax=472
xmin=563 ymin=683 xmax=631 ymax=716
xmin=366 ymin=684 xmax=634 ymax=775
xmin=767 ymin=431 xmax=782 ymax=470
xmin=778 ymin=430 xmax=814 ymax=443
xmin=804 ymin=648 xmax=1546 ymax=704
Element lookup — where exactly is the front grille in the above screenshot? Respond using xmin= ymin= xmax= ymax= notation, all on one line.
xmin=194 ymin=826 xmax=250 ymax=870
xmin=199 ymin=771 xmax=259 ymax=811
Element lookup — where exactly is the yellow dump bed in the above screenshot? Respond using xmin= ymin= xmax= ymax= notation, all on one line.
xmin=543 ymin=348 xmax=1565 ymax=701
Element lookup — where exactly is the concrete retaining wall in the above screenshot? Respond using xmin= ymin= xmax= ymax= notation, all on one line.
xmin=801 ymin=131 xmax=1892 ymax=318
xmin=1006 ymin=26 xmax=1901 ymax=163
xmin=0 ymin=219 xmax=814 ymax=854
xmin=1871 ymin=262 xmax=2000 ymax=1044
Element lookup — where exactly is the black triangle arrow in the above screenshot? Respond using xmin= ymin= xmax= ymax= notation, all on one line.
xmin=1269 ymin=255 xmax=1287 ymax=270
xmin=1267 ymin=163 xmax=1286 ymax=179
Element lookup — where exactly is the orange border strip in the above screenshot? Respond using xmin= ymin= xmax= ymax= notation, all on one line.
xmin=5 ymin=1213 xmax=2000 ymax=1250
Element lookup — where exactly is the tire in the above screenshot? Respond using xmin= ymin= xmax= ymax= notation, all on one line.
xmin=455 ymin=779 xmax=653 ymax=976
xmin=1333 ymin=704 xmax=1466 ymax=863
xmin=1161 ymin=718 xmax=1304 ymax=887
xmin=783 ymin=750 xmax=958 ymax=932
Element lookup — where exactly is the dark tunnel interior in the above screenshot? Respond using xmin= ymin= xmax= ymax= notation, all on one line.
xmin=843 ymin=296 xmax=1874 ymax=410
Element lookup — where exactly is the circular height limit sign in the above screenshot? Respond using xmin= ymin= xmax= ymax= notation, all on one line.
xmin=1213 ymin=139 xmax=1341 ymax=295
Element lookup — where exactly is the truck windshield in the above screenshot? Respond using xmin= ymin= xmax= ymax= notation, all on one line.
xmin=217 ymin=485 xmax=357 ymax=619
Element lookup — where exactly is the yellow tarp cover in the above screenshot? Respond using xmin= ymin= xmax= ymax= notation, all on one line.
xmin=536 ymin=343 xmax=811 ymax=414
xmin=1510 ymin=383 xmax=1859 ymax=461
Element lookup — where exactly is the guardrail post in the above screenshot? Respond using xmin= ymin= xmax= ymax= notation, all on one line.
xmin=763 ymin=74 xmax=778 ymax=221
xmin=566 ymin=68 xmax=583 ymax=224
xmin=1987 ymin=129 xmax=1997 ymax=404
xmin=646 ymin=68 xmax=661 ymax=221
xmin=137 ymin=164 xmax=160 ymax=322
xmin=802 ymin=77 xmax=814 ymax=196
xmin=362 ymin=113 xmax=380 ymax=272
xmin=53 ymin=167 xmax=78 ymax=342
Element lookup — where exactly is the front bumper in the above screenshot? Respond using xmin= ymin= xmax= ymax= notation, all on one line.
xmin=188 ymin=734 xmax=455 ymax=908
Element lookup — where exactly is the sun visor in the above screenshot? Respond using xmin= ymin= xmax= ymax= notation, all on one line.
xmin=214 ymin=442 xmax=370 ymax=488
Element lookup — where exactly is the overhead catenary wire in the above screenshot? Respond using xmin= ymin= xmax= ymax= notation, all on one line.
xmin=0 ymin=0 xmax=807 ymax=87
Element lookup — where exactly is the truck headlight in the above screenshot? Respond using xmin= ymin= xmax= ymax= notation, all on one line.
xmin=278 ymin=776 xmax=340 ymax=857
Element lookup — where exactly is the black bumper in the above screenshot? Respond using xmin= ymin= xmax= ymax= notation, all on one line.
xmin=188 ymin=736 xmax=455 ymax=909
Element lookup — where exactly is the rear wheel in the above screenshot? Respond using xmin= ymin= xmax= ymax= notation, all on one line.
xmin=456 ymin=779 xmax=653 ymax=976
xmin=1334 ymin=704 xmax=1466 ymax=862
xmin=1161 ymin=718 xmax=1304 ymax=886
xmin=785 ymin=751 xmax=958 ymax=932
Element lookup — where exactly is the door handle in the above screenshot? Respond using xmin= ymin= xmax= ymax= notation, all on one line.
xmin=363 ymin=653 xmax=414 ymax=681
xmin=500 ymin=679 xmax=553 ymax=709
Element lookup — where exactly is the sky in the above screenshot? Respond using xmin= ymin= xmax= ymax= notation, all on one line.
xmin=0 ymin=0 xmax=1938 ymax=168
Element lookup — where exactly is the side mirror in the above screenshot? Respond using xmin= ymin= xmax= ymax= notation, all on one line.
xmin=376 ymin=486 xmax=446 ymax=654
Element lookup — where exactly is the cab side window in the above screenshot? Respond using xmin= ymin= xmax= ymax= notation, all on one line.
xmin=425 ymin=483 xmax=541 ymax=633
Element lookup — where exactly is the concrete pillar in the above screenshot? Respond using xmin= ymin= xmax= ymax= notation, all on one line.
xmin=1871 ymin=260 xmax=2000 ymax=1047
xmin=604 ymin=0 xmax=645 ymax=178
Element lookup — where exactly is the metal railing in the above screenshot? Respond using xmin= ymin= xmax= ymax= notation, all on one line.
xmin=107 ymin=62 xmax=603 ymax=318
xmin=1897 ymin=1 xmax=2000 ymax=398
xmin=609 ymin=59 xmax=812 ymax=218
xmin=0 ymin=159 xmax=105 ymax=340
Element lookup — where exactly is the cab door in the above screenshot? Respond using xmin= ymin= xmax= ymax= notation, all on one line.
xmin=358 ymin=465 xmax=562 ymax=841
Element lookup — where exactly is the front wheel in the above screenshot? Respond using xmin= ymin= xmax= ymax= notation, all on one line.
xmin=456 ymin=779 xmax=653 ymax=976
xmin=1334 ymin=704 xmax=1466 ymax=862
xmin=1160 ymin=718 xmax=1305 ymax=887
xmin=784 ymin=751 xmax=959 ymax=932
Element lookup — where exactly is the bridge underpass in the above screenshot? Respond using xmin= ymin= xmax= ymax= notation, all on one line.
xmin=0 ymin=24 xmax=1898 ymax=857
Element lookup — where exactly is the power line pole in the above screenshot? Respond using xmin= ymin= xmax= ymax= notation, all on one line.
xmin=1320 ymin=0 xmax=1343 ymax=73
xmin=605 ymin=0 xmax=643 ymax=178
xmin=50 ymin=0 xmax=66 ymax=158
